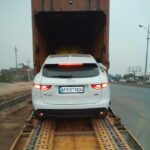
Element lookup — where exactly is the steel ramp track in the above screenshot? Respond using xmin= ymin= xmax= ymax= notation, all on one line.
xmin=91 ymin=118 xmax=119 ymax=150
xmin=105 ymin=117 xmax=131 ymax=150
xmin=25 ymin=120 xmax=55 ymax=150
xmin=25 ymin=118 xmax=131 ymax=150
xmin=91 ymin=117 xmax=131 ymax=150
xmin=10 ymin=110 xmax=143 ymax=150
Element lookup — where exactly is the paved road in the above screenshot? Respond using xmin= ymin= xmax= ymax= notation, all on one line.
xmin=110 ymin=84 xmax=150 ymax=150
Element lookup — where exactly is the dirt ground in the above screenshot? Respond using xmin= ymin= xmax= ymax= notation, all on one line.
xmin=0 ymin=81 xmax=32 ymax=96
xmin=0 ymin=82 xmax=33 ymax=150
xmin=0 ymin=101 xmax=33 ymax=150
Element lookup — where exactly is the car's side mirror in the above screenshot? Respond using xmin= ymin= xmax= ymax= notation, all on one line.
xmin=98 ymin=63 xmax=107 ymax=72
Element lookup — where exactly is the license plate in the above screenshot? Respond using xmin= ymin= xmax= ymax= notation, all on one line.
xmin=59 ymin=86 xmax=84 ymax=94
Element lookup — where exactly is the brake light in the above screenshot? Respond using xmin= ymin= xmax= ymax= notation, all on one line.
xmin=91 ymin=83 xmax=108 ymax=90
xmin=33 ymin=84 xmax=51 ymax=91
xmin=58 ymin=64 xmax=83 ymax=67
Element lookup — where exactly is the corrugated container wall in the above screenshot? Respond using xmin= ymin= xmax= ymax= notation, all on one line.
xmin=32 ymin=0 xmax=109 ymax=73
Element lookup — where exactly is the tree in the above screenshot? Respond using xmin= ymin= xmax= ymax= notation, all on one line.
xmin=0 ymin=73 xmax=13 ymax=82
xmin=123 ymin=73 xmax=135 ymax=80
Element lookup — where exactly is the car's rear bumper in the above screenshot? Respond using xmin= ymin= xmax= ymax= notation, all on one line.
xmin=35 ymin=108 xmax=108 ymax=118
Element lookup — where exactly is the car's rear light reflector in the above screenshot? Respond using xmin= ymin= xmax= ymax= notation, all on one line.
xmin=91 ymin=83 xmax=108 ymax=90
xmin=58 ymin=63 xmax=83 ymax=67
xmin=39 ymin=112 xmax=44 ymax=117
xmin=34 ymin=84 xmax=51 ymax=91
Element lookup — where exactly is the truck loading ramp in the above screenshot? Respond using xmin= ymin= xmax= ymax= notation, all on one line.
xmin=10 ymin=109 xmax=143 ymax=150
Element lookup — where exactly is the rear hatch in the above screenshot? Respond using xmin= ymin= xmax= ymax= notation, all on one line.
xmin=40 ymin=63 xmax=102 ymax=105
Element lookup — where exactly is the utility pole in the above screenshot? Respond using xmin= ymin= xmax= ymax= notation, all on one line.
xmin=14 ymin=46 xmax=18 ymax=68
xmin=27 ymin=58 xmax=30 ymax=81
xmin=14 ymin=46 xmax=18 ymax=80
xmin=139 ymin=24 xmax=150 ymax=77
xmin=145 ymin=25 xmax=150 ymax=76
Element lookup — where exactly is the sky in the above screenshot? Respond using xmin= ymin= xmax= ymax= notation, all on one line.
xmin=109 ymin=0 xmax=150 ymax=75
xmin=0 ymin=0 xmax=150 ymax=76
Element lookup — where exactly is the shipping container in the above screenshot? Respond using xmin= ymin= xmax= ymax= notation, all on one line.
xmin=32 ymin=0 xmax=109 ymax=73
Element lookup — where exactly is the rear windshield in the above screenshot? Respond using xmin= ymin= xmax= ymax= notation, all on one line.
xmin=42 ymin=64 xmax=99 ymax=78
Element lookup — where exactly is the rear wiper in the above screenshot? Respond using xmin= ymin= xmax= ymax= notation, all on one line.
xmin=51 ymin=75 xmax=73 ymax=78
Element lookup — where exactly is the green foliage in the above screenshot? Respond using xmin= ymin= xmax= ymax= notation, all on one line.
xmin=23 ymin=75 xmax=28 ymax=81
xmin=123 ymin=73 xmax=135 ymax=80
xmin=0 ymin=73 xmax=13 ymax=82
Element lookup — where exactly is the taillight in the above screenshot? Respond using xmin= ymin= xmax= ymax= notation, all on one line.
xmin=91 ymin=83 xmax=108 ymax=90
xmin=40 ymin=85 xmax=51 ymax=91
xmin=34 ymin=84 xmax=51 ymax=91
xmin=91 ymin=84 xmax=102 ymax=90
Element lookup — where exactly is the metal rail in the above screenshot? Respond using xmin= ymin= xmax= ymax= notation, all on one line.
xmin=0 ymin=93 xmax=31 ymax=111
xmin=10 ymin=111 xmax=143 ymax=150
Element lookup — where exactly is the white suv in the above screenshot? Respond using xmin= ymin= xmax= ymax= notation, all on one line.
xmin=32 ymin=54 xmax=110 ymax=119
